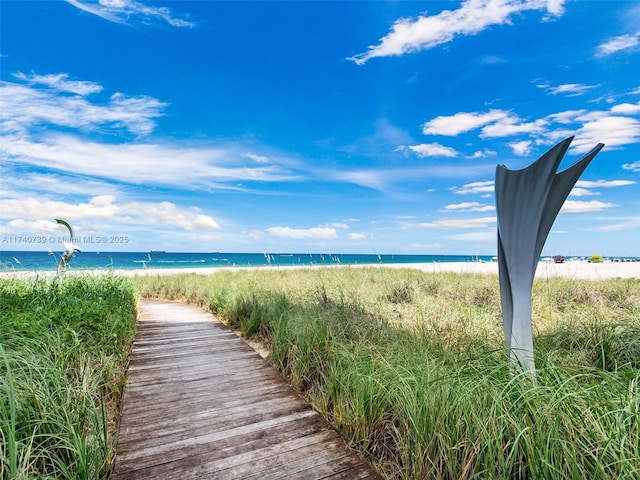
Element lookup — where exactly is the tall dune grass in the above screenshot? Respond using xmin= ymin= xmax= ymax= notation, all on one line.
xmin=133 ymin=267 xmax=639 ymax=479
xmin=0 ymin=275 xmax=137 ymax=479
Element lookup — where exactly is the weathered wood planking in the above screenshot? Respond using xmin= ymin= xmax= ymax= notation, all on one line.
xmin=112 ymin=299 xmax=382 ymax=479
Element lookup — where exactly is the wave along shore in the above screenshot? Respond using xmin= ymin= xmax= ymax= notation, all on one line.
xmin=1 ymin=260 xmax=639 ymax=280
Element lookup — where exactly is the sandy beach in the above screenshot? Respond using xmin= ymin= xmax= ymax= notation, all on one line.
xmin=2 ymin=260 xmax=639 ymax=280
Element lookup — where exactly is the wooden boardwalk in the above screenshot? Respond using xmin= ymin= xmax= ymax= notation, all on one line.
xmin=112 ymin=300 xmax=381 ymax=479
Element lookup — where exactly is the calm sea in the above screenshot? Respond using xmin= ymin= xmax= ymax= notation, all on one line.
xmin=0 ymin=250 xmax=494 ymax=272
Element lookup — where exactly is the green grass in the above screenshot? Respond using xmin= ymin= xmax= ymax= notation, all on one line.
xmin=134 ymin=268 xmax=640 ymax=479
xmin=0 ymin=275 xmax=137 ymax=480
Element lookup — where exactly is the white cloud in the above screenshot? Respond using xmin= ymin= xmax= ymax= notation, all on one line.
xmin=571 ymin=115 xmax=640 ymax=152
xmin=592 ymin=216 xmax=640 ymax=232
xmin=611 ymin=101 xmax=640 ymax=115
xmin=243 ymin=153 xmax=270 ymax=163
xmin=330 ymin=169 xmax=388 ymax=190
xmin=419 ymin=216 xmax=496 ymax=229
xmin=266 ymin=226 xmax=338 ymax=240
xmin=596 ymin=32 xmax=640 ymax=57
xmin=480 ymin=117 xmax=548 ymax=138
xmin=421 ymin=109 xmax=547 ymax=138
xmin=2 ymin=195 xmax=120 ymax=222
xmin=1 ymin=79 xmax=166 ymax=136
xmin=422 ymin=109 xmax=511 ymax=136
xmin=130 ymin=201 xmax=220 ymax=230
xmin=560 ymin=200 xmax=616 ymax=213
xmin=348 ymin=0 xmax=565 ymax=64
xmin=14 ymin=72 xmax=103 ymax=95
xmin=0 ymin=74 xmax=307 ymax=191
xmin=418 ymin=101 xmax=640 ymax=154
xmin=509 ymin=140 xmax=532 ymax=156
xmin=537 ymin=82 xmax=598 ymax=96
xmin=0 ymin=170 xmax=119 ymax=198
xmin=0 ymin=195 xmax=220 ymax=233
xmin=569 ymin=188 xmax=599 ymax=197
xmin=547 ymin=109 xmax=589 ymax=124
xmin=539 ymin=108 xmax=640 ymax=153
xmin=328 ymin=222 xmax=349 ymax=229
xmin=347 ymin=233 xmax=368 ymax=240
xmin=65 ymin=0 xmax=196 ymax=27
xmin=441 ymin=202 xmax=495 ymax=212
xmin=622 ymin=160 xmax=640 ymax=172
xmin=468 ymin=149 xmax=497 ymax=159
xmin=1 ymin=134 xmax=298 ymax=189
xmin=407 ymin=143 xmax=458 ymax=158
xmin=452 ymin=180 xmax=495 ymax=195
xmin=575 ymin=180 xmax=636 ymax=188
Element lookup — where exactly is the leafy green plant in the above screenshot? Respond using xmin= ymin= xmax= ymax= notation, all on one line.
xmin=0 ymin=275 xmax=137 ymax=479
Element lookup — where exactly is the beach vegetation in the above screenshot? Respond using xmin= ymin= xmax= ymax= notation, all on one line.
xmin=134 ymin=268 xmax=639 ymax=479
xmin=0 ymin=275 xmax=137 ymax=479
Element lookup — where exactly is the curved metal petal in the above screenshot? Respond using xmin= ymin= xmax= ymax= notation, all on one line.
xmin=495 ymin=137 xmax=603 ymax=375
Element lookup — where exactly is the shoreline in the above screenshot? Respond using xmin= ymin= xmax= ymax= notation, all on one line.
xmin=1 ymin=260 xmax=639 ymax=280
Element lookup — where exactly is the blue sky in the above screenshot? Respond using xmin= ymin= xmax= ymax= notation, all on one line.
xmin=1 ymin=0 xmax=639 ymax=256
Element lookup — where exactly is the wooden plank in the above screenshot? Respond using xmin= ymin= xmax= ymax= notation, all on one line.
xmin=112 ymin=299 xmax=381 ymax=479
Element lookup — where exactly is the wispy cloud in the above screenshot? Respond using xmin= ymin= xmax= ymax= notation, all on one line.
xmin=560 ymin=200 xmax=616 ymax=213
xmin=622 ymin=160 xmax=640 ymax=172
xmin=509 ymin=140 xmax=532 ymax=156
xmin=419 ymin=216 xmax=496 ymax=229
xmin=242 ymin=153 xmax=270 ymax=164
xmin=14 ymin=72 xmax=103 ymax=95
xmin=348 ymin=0 xmax=565 ymax=64
xmin=611 ymin=101 xmax=640 ymax=115
xmin=0 ymin=170 xmax=120 ymax=198
xmin=323 ymin=163 xmax=494 ymax=192
xmin=536 ymin=82 xmax=598 ymax=96
xmin=591 ymin=216 xmax=640 ymax=232
xmin=0 ymin=74 xmax=307 ymax=190
xmin=1 ymin=134 xmax=300 ymax=189
xmin=451 ymin=181 xmax=494 ymax=195
xmin=569 ymin=180 xmax=635 ymax=197
xmin=266 ymin=226 xmax=338 ymax=240
xmin=404 ymin=143 xmax=458 ymax=158
xmin=65 ymin=0 xmax=196 ymax=28
xmin=567 ymin=112 xmax=640 ymax=153
xmin=575 ymin=180 xmax=636 ymax=188
xmin=596 ymin=32 xmax=640 ymax=57
xmin=347 ymin=232 xmax=369 ymax=240
xmin=422 ymin=109 xmax=511 ymax=136
xmin=480 ymin=116 xmax=548 ymax=138
xmin=0 ymin=194 xmax=220 ymax=235
xmin=468 ymin=149 xmax=497 ymax=159
xmin=1 ymin=75 xmax=166 ymax=136
xmin=441 ymin=202 xmax=495 ymax=213
xmin=569 ymin=188 xmax=599 ymax=197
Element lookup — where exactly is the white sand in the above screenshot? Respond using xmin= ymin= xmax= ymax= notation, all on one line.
xmin=383 ymin=260 xmax=640 ymax=280
xmin=2 ymin=260 xmax=638 ymax=280
xmin=98 ymin=260 xmax=640 ymax=280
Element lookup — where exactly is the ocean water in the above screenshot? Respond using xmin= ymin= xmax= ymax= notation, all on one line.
xmin=0 ymin=250 xmax=495 ymax=272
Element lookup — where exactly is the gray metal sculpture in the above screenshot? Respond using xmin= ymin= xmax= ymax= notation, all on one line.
xmin=55 ymin=218 xmax=81 ymax=275
xmin=495 ymin=137 xmax=604 ymax=375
